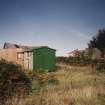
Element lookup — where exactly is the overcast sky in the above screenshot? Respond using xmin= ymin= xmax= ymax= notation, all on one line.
xmin=0 ymin=0 xmax=105 ymax=56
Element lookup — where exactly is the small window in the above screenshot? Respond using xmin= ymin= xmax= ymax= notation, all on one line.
xmin=17 ymin=52 xmax=23 ymax=59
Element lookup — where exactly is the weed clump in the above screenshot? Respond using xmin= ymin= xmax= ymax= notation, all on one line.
xmin=0 ymin=59 xmax=32 ymax=104
xmin=96 ymin=59 xmax=105 ymax=72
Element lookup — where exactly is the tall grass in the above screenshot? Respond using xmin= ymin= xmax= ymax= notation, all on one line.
xmin=2 ymin=64 xmax=105 ymax=105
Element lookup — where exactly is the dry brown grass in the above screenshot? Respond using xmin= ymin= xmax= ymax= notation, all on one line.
xmin=4 ymin=64 xmax=105 ymax=105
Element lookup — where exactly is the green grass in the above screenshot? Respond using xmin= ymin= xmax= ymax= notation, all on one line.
xmin=5 ymin=64 xmax=105 ymax=105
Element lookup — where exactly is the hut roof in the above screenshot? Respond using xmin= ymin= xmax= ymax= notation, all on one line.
xmin=3 ymin=42 xmax=55 ymax=52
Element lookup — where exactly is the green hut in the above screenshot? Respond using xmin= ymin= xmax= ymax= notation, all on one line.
xmin=32 ymin=46 xmax=56 ymax=71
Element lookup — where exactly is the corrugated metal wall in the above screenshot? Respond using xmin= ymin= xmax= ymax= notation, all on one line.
xmin=24 ymin=52 xmax=33 ymax=70
xmin=33 ymin=47 xmax=55 ymax=71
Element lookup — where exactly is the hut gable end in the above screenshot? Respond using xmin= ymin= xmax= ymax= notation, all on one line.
xmin=3 ymin=42 xmax=19 ymax=49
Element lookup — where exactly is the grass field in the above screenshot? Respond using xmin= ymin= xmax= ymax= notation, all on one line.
xmin=6 ymin=64 xmax=105 ymax=105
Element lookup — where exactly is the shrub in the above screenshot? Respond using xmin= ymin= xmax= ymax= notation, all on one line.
xmin=96 ymin=59 xmax=105 ymax=72
xmin=0 ymin=59 xmax=32 ymax=104
xmin=56 ymin=56 xmax=90 ymax=66
xmin=47 ymin=78 xmax=59 ymax=85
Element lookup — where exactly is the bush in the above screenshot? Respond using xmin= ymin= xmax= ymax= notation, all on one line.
xmin=56 ymin=56 xmax=90 ymax=66
xmin=47 ymin=78 xmax=59 ymax=85
xmin=0 ymin=59 xmax=32 ymax=104
xmin=96 ymin=59 xmax=105 ymax=72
